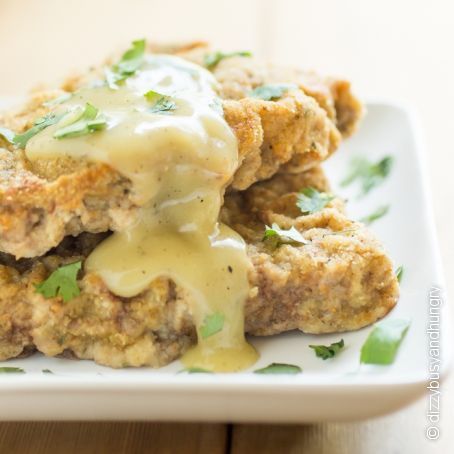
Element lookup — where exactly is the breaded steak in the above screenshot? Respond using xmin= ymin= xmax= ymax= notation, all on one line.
xmin=0 ymin=168 xmax=398 ymax=368
xmin=0 ymin=44 xmax=361 ymax=259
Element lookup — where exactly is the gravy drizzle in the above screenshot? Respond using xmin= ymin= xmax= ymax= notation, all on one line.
xmin=26 ymin=54 xmax=258 ymax=371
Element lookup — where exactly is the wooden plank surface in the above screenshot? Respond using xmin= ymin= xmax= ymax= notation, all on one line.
xmin=231 ymin=381 xmax=454 ymax=453
xmin=0 ymin=423 xmax=228 ymax=454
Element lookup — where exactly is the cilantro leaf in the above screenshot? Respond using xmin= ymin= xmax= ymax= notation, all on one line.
xmin=322 ymin=228 xmax=358 ymax=238
xmin=0 ymin=126 xmax=15 ymax=144
xmin=105 ymin=69 xmax=124 ymax=90
xmin=360 ymin=318 xmax=410 ymax=365
xmin=359 ymin=205 xmax=389 ymax=225
xmin=263 ymin=223 xmax=308 ymax=249
xmin=204 ymin=51 xmax=252 ymax=69
xmin=106 ymin=39 xmax=146 ymax=88
xmin=35 ymin=261 xmax=82 ymax=302
xmin=116 ymin=39 xmax=146 ymax=74
xmin=42 ymin=369 xmax=54 ymax=374
xmin=309 ymin=339 xmax=344 ymax=360
xmin=249 ymin=83 xmax=297 ymax=101
xmin=13 ymin=113 xmax=63 ymax=148
xmin=254 ymin=363 xmax=302 ymax=374
xmin=144 ymin=90 xmax=176 ymax=114
xmin=209 ymin=98 xmax=224 ymax=115
xmin=149 ymin=98 xmax=176 ymax=114
xmin=395 ymin=265 xmax=404 ymax=283
xmin=296 ymin=187 xmax=334 ymax=214
xmin=54 ymin=103 xmax=106 ymax=139
xmin=178 ymin=368 xmax=213 ymax=374
xmin=200 ymin=312 xmax=225 ymax=339
xmin=43 ymin=92 xmax=72 ymax=107
xmin=341 ymin=156 xmax=393 ymax=196
xmin=0 ymin=367 xmax=25 ymax=373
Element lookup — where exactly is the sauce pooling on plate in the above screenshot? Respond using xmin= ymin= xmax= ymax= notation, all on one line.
xmin=25 ymin=54 xmax=258 ymax=371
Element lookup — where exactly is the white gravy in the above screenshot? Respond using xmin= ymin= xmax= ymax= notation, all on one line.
xmin=26 ymin=55 xmax=258 ymax=371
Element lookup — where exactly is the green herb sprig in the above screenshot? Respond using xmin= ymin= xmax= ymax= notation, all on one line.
xmin=396 ymin=266 xmax=404 ymax=283
xmin=297 ymin=187 xmax=334 ymax=215
xmin=43 ymin=93 xmax=72 ymax=107
xmin=35 ymin=261 xmax=82 ymax=302
xmin=204 ymin=51 xmax=252 ymax=69
xmin=106 ymin=39 xmax=146 ymax=89
xmin=360 ymin=205 xmax=390 ymax=225
xmin=144 ymin=90 xmax=176 ymax=114
xmin=341 ymin=156 xmax=393 ymax=196
xmin=360 ymin=318 xmax=410 ymax=365
xmin=13 ymin=113 xmax=63 ymax=148
xmin=0 ymin=126 xmax=15 ymax=144
xmin=200 ymin=312 xmax=225 ymax=339
xmin=178 ymin=368 xmax=213 ymax=374
xmin=263 ymin=223 xmax=308 ymax=249
xmin=54 ymin=103 xmax=106 ymax=139
xmin=254 ymin=363 xmax=302 ymax=374
xmin=309 ymin=339 xmax=344 ymax=360
xmin=0 ymin=367 xmax=25 ymax=373
xmin=249 ymin=83 xmax=297 ymax=101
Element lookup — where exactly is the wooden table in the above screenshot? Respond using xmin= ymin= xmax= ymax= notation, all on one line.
xmin=1 ymin=0 xmax=453 ymax=452
xmin=0 ymin=389 xmax=453 ymax=454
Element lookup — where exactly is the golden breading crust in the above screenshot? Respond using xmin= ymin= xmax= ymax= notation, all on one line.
xmin=2 ymin=80 xmax=341 ymax=189
xmin=162 ymin=41 xmax=363 ymax=175
xmin=0 ymin=148 xmax=137 ymax=259
xmin=172 ymin=42 xmax=363 ymax=140
xmin=0 ymin=91 xmax=339 ymax=259
xmin=0 ymin=42 xmax=361 ymax=258
xmin=0 ymin=167 xmax=399 ymax=368
xmin=223 ymin=171 xmax=398 ymax=335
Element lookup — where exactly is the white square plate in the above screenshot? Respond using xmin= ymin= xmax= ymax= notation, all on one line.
xmin=0 ymin=101 xmax=451 ymax=422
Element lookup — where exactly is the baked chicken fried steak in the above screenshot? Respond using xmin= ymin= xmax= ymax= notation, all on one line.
xmin=0 ymin=40 xmax=397 ymax=372
xmin=0 ymin=42 xmax=361 ymax=260
xmin=0 ymin=167 xmax=398 ymax=367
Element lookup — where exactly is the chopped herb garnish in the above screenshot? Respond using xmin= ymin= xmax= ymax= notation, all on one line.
xmin=254 ymin=363 xmax=302 ymax=374
xmin=0 ymin=126 xmax=15 ymax=144
xmin=204 ymin=51 xmax=252 ymax=69
xmin=322 ymin=228 xmax=358 ymax=238
xmin=396 ymin=265 xmax=404 ymax=283
xmin=249 ymin=83 xmax=297 ymax=101
xmin=341 ymin=156 xmax=393 ymax=196
xmin=43 ymin=92 xmax=72 ymax=107
xmin=200 ymin=312 xmax=225 ymax=339
xmin=0 ymin=367 xmax=25 ymax=373
xmin=144 ymin=90 xmax=176 ymax=114
xmin=178 ymin=367 xmax=213 ymax=374
xmin=263 ymin=223 xmax=308 ymax=249
xmin=116 ymin=39 xmax=146 ymax=73
xmin=296 ymin=187 xmax=334 ymax=214
xmin=106 ymin=39 xmax=146 ymax=88
xmin=35 ymin=261 xmax=82 ymax=302
xmin=359 ymin=205 xmax=389 ymax=225
xmin=105 ymin=69 xmax=122 ymax=90
xmin=42 ymin=369 xmax=54 ymax=374
xmin=360 ymin=318 xmax=410 ymax=365
xmin=13 ymin=113 xmax=63 ymax=148
xmin=309 ymin=339 xmax=344 ymax=360
xmin=54 ymin=103 xmax=106 ymax=139
xmin=209 ymin=98 xmax=224 ymax=115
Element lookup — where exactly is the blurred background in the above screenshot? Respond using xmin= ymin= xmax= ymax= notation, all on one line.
xmin=0 ymin=1 xmax=453 ymax=452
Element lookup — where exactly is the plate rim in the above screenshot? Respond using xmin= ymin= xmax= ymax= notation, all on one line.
xmin=0 ymin=99 xmax=451 ymax=421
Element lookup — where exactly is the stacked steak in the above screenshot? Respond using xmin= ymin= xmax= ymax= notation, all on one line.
xmin=0 ymin=43 xmax=398 ymax=367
